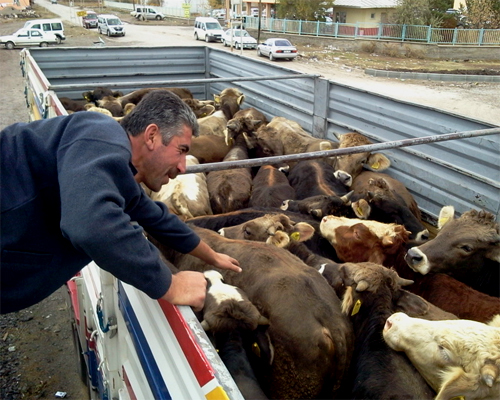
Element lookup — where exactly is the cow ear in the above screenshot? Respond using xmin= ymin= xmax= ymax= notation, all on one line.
xmin=352 ymin=199 xmax=370 ymax=219
xmin=266 ymin=231 xmax=290 ymax=247
xmin=202 ymin=105 xmax=215 ymax=116
xmin=395 ymin=290 xmax=429 ymax=317
xmin=438 ymin=205 xmax=455 ymax=229
xmin=364 ymin=153 xmax=391 ymax=171
xmin=436 ymin=367 xmax=476 ymax=400
xmin=319 ymin=141 xmax=333 ymax=151
xmin=290 ymin=222 xmax=315 ymax=242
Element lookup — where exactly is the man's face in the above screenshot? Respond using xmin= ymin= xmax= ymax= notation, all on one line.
xmin=140 ymin=124 xmax=192 ymax=192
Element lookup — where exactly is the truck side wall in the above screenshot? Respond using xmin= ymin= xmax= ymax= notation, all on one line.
xmin=22 ymin=46 xmax=499 ymax=222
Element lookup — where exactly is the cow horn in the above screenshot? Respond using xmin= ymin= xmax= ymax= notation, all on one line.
xmin=311 ymin=209 xmax=322 ymax=218
xmin=201 ymin=320 xmax=210 ymax=331
xmin=356 ymin=280 xmax=370 ymax=292
xmin=481 ymin=363 xmax=498 ymax=388
xmin=341 ymin=190 xmax=354 ymax=203
xmin=258 ymin=315 xmax=270 ymax=325
xmin=397 ymin=277 xmax=414 ymax=287
xmin=382 ymin=235 xmax=395 ymax=246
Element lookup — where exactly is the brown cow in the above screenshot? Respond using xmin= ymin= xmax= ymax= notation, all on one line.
xmin=206 ymin=134 xmax=252 ymax=214
xmin=152 ymin=226 xmax=354 ymax=399
xmin=410 ymin=273 xmax=500 ymax=323
xmin=183 ymin=98 xmax=216 ymax=118
xmin=249 ymin=165 xmax=296 ymax=209
xmin=405 ymin=206 xmax=500 ymax=297
xmin=118 ymin=87 xmax=194 ymax=106
xmin=351 ymin=171 xmax=429 ymax=243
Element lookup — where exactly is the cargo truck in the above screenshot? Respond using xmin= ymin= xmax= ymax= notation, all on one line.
xmin=20 ymin=45 xmax=499 ymax=400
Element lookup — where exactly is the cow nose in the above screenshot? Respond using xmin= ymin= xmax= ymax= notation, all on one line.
xmin=419 ymin=229 xmax=430 ymax=242
xmin=383 ymin=318 xmax=393 ymax=332
xmin=405 ymin=248 xmax=422 ymax=266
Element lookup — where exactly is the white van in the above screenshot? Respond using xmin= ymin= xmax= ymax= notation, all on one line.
xmin=194 ymin=17 xmax=224 ymax=42
xmin=97 ymin=14 xmax=125 ymax=37
xmin=23 ymin=19 xmax=65 ymax=43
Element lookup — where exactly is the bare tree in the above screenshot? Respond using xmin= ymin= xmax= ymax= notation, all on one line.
xmin=465 ymin=0 xmax=500 ymax=28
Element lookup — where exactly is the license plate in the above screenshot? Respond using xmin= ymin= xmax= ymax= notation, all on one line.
xmin=284 ymin=50 xmax=291 ymax=53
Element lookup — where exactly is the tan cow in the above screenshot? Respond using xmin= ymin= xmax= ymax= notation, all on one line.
xmin=148 ymin=155 xmax=212 ymax=219
xmin=198 ymin=88 xmax=245 ymax=143
xmin=383 ymin=312 xmax=500 ymax=400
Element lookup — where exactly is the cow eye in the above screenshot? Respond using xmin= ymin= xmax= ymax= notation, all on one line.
xmin=244 ymin=228 xmax=252 ymax=238
xmin=438 ymin=344 xmax=452 ymax=364
xmin=459 ymin=244 xmax=473 ymax=253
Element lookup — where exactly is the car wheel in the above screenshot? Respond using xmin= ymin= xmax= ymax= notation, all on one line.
xmin=6 ymin=41 xmax=15 ymax=50
xmin=223 ymin=40 xmax=228 ymax=47
xmin=205 ymin=35 xmax=210 ymax=43
xmin=156 ymin=15 xmax=161 ymax=20
xmin=98 ymin=27 xmax=102 ymax=34
xmin=56 ymin=36 xmax=62 ymax=44
xmin=257 ymin=48 xmax=261 ymax=56
xmin=40 ymin=42 xmax=48 ymax=48
xmin=107 ymin=30 xmax=110 ymax=37
xmin=194 ymin=33 xmax=198 ymax=40
xmin=269 ymin=52 xmax=274 ymax=61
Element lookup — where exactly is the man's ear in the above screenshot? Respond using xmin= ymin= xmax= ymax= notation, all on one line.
xmin=144 ymin=124 xmax=160 ymax=150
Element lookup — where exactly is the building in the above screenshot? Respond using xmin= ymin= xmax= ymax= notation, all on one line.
xmin=327 ymin=0 xmax=399 ymax=24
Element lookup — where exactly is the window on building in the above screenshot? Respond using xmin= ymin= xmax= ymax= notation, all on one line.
xmin=371 ymin=13 xmax=375 ymax=19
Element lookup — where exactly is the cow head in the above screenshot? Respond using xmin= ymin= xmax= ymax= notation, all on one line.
xmin=281 ymin=192 xmax=353 ymax=219
xmin=405 ymin=206 xmax=500 ymax=276
xmin=183 ymin=98 xmax=216 ymax=118
xmin=383 ymin=312 xmax=500 ymax=400
xmin=214 ymin=88 xmax=245 ymax=120
xmin=218 ymin=214 xmax=315 ymax=248
xmin=336 ymin=133 xmax=391 ymax=179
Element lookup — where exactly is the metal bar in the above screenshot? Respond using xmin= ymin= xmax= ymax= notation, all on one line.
xmin=48 ymin=74 xmax=321 ymax=91
xmin=186 ymin=128 xmax=500 ymax=174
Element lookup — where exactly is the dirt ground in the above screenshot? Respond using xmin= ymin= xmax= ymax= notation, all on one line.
xmin=0 ymin=4 xmax=499 ymax=400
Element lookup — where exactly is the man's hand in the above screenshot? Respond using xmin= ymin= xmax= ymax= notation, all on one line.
xmin=161 ymin=271 xmax=207 ymax=311
xmin=211 ymin=252 xmax=241 ymax=273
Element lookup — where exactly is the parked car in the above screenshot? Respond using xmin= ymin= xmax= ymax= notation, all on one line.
xmin=130 ymin=6 xmax=165 ymax=21
xmin=257 ymin=38 xmax=298 ymax=61
xmin=82 ymin=11 xmax=98 ymax=29
xmin=98 ymin=14 xmax=125 ymax=37
xmin=194 ymin=17 xmax=224 ymax=42
xmin=222 ymin=29 xmax=257 ymax=49
xmin=0 ymin=28 xmax=59 ymax=49
xmin=23 ymin=19 xmax=65 ymax=43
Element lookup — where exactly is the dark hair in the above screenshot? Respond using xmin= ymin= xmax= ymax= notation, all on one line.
xmin=120 ymin=90 xmax=199 ymax=144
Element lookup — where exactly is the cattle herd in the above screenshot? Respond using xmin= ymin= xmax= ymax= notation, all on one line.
xmin=77 ymin=86 xmax=500 ymax=400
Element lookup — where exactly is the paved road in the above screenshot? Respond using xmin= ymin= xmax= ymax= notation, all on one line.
xmin=36 ymin=0 xmax=500 ymax=125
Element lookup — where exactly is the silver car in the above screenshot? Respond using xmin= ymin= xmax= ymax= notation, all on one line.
xmin=222 ymin=29 xmax=257 ymax=49
xmin=257 ymin=38 xmax=298 ymax=61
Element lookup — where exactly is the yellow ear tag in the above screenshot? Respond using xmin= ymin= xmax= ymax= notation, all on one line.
xmin=356 ymin=205 xmax=364 ymax=216
xmin=449 ymin=397 xmax=465 ymax=400
xmin=290 ymin=232 xmax=300 ymax=241
xmin=252 ymin=342 xmax=261 ymax=358
xmin=371 ymin=161 xmax=380 ymax=170
xmin=351 ymin=300 xmax=362 ymax=316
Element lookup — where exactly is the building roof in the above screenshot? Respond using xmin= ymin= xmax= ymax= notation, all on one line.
xmin=333 ymin=0 xmax=399 ymax=8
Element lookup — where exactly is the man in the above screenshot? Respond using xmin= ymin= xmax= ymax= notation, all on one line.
xmin=1 ymin=90 xmax=240 ymax=314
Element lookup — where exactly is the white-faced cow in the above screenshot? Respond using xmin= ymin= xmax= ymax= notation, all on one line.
xmin=153 ymin=226 xmax=354 ymax=399
xmin=383 ymin=312 xmax=500 ymax=400
xmin=405 ymin=206 xmax=500 ymax=297
xmin=351 ymin=171 xmax=429 ymax=243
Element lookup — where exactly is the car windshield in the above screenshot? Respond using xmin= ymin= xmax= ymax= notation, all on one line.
xmin=275 ymin=40 xmax=292 ymax=46
xmin=107 ymin=18 xmax=121 ymax=25
xmin=206 ymin=22 xmax=221 ymax=29
xmin=230 ymin=30 xmax=249 ymax=37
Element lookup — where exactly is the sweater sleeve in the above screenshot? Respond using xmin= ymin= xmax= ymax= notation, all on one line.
xmin=56 ymin=115 xmax=195 ymax=299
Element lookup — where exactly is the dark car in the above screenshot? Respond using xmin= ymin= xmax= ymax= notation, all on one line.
xmin=82 ymin=11 xmax=98 ymax=29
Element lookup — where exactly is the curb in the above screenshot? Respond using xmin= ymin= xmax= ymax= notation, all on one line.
xmin=365 ymin=68 xmax=500 ymax=82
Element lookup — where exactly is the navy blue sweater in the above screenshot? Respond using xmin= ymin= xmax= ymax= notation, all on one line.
xmin=1 ymin=112 xmax=200 ymax=313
